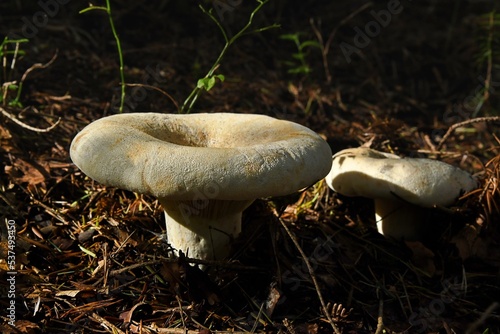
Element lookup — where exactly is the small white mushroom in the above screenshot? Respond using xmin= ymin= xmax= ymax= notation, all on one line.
xmin=325 ymin=147 xmax=478 ymax=240
xmin=70 ymin=112 xmax=332 ymax=261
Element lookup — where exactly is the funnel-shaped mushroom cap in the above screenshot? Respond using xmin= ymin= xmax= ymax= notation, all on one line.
xmin=325 ymin=147 xmax=477 ymax=207
xmin=70 ymin=113 xmax=332 ymax=200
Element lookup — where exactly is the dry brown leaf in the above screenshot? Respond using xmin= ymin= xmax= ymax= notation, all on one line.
xmin=119 ymin=302 xmax=153 ymax=324
xmin=451 ymin=224 xmax=489 ymax=260
xmin=0 ymin=125 xmax=15 ymax=152
xmin=1 ymin=320 xmax=40 ymax=334
xmin=265 ymin=284 xmax=281 ymax=316
xmin=4 ymin=157 xmax=50 ymax=188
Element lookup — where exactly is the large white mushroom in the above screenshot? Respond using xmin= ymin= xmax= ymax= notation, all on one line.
xmin=325 ymin=147 xmax=478 ymax=240
xmin=70 ymin=112 xmax=332 ymax=261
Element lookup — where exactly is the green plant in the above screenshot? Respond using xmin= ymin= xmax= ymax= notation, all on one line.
xmin=279 ymin=33 xmax=321 ymax=75
xmin=79 ymin=1 xmax=277 ymax=114
xmin=0 ymin=36 xmax=60 ymax=132
xmin=196 ymin=74 xmax=226 ymax=92
xmin=180 ymin=0 xmax=279 ymax=113
xmin=473 ymin=10 xmax=500 ymax=117
xmin=1 ymin=36 xmax=29 ymax=108
xmin=80 ymin=0 xmax=126 ymax=113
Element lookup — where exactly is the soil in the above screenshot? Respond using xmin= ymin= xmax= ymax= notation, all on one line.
xmin=1 ymin=1 xmax=500 ymax=333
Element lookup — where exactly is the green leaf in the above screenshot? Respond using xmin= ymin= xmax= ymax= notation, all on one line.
xmin=215 ymin=74 xmax=225 ymax=82
xmin=196 ymin=78 xmax=208 ymax=89
xmin=292 ymin=53 xmax=306 ymax=61
xmin=280 ymin=34 xmax=300 ymax=43
xmin=1 ymin=37 xmax=29 ymax=46
xmin=288 ymin=65 xmax=312 ymax=74
xmin=8 ymin=100 xmax=23 ymax=108
xmin=79 ymin=245 xmax=97 ymax=258
xmin=197 ymin=75 xmax=225 ymax=91
xmin=79 ymin=6 xmax=108 ymax=14
xmin=208 ymin=76 xmax=216 ymax=90
xmin=300 ymin=40 xmax=321 ymax=49
xmin=1 ymin=50 xmax=27 ymax=57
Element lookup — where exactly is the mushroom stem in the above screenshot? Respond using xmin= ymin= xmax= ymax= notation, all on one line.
xmin=374 ymin=198 xmax=425 ymax=241
xmin=159 ymin=198 xmax=254 ymax=261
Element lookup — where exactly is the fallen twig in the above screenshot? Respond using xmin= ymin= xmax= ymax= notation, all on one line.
xmin=20 ymin=50 xmax=58 ymax=83
xmin=126 ymin=83 xmax=179 ymax=111
xmin=310 ymin=2 xmax=372 ymax=84
xmin=436 ymin=116 xmax=500 ymax=151
xmin=1 ymin=106 xmax=61 ymax=132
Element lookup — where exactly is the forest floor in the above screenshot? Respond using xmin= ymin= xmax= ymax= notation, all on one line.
xmin=1 ymin=1 xmax=500 ymax=333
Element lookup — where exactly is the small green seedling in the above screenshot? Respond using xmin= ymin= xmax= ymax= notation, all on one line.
xmin=1 ymin=36 xmax=29 ymax=108
xmin=280 ymin=33 xmax=321 ymax=75
xmin=78 ymin=1 xmax=277 ymax=114
xmin=80 ymin=0 xmax=126 ymax=113
xmin=197 ymin=74 xmax=225 ymax=91
xmin=181 ymin=0 xmax=279 ymax=113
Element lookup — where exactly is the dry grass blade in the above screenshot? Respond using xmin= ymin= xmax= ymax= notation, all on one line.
xmin=60 ymin=298 xmax=122 ymax=318
xmin=90 ymin=313 xmax=126 ymax=334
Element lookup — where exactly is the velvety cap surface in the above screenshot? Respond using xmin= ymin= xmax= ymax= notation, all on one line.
xmin=70 ymin=112 xmax=332 ymax=200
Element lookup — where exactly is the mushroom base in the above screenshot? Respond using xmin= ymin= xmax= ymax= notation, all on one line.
xmin=159 ymin=198 xmax=254 ymax=261
xmin=375 ymin=199 xmax=426 ymax=241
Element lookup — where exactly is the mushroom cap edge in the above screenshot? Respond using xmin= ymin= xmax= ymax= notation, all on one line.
xmin=325 ymin=147 xmax=478 ymax=207
xmin=70 ymin=112 xmax=333 ymax=200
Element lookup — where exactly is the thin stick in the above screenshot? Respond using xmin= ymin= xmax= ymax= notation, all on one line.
xmin=26 ymin=191 xmax=68 ymax=223
xmin=1 ymin=106 xmax=61 ymax=132
xmin=108 ymin=260 xmax=162 ymax=278
xmin=278 ymin=218 xmax=341 ymax=334
xmin=19 ymin=51 xmax=57 ymax=83
xmin=176 ymin=295 xmax=187 ymax=330
xmin=310 ymin=2 xmax=372 ymax=84
xmin=126 ymin=83 xmax=179 ymax=110
xmin=436 ymin=116 xmax=500 ymax=151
